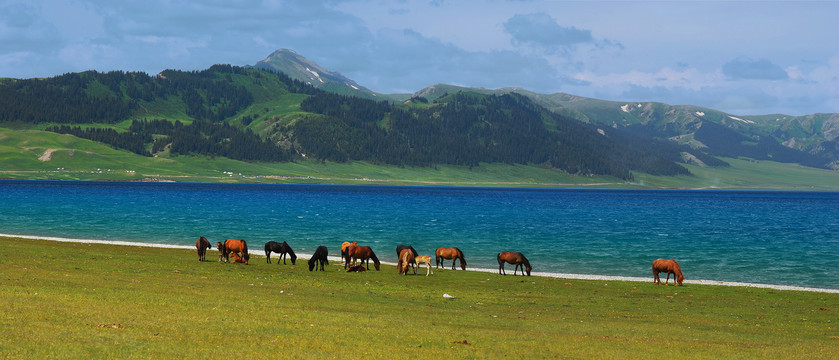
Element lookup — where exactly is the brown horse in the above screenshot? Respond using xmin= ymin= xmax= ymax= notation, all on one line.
xmin=348 ymin=245 xmax=380 ymax=271
xmin=497 ymin=251 xmax=532 ymax=276
xmin=223 ymin=239 xmax=250 ymax=265
xmin=435 ymin=247 xmax=466 ymax=270
xmin=195 ymin=236 xmax=212 ymax=261
xmin=415 ymin=255 xmax=433 ymax=276
xmin=341 ymin=241 xmax=358 ymax=266
xmin=652 ymin=258 xmax=684 ymax=286
xmin=397 ymin=248 xmax=416 ymax=275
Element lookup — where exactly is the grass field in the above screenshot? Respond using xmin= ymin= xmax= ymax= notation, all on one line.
xmin=3 ymin=127 xmax=839 ymax=190
xmin=1 ymin=236 xmax=837 ymax=358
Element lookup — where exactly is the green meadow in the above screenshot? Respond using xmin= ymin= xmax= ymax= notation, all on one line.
xmin=1 ymin=236 xmax=837 ymax=358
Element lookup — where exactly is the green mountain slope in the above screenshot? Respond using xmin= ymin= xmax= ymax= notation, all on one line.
xmin=0 ymin=65 xmax=709 ymax=180
xmin=412 ymin=84 xmax=837 ymax=169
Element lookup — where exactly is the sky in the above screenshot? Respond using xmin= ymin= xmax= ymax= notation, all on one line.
xmin=1 ymin=0 xmax=837 ymax=116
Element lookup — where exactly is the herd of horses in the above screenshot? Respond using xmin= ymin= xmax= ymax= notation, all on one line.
xmin=196 ymin=237 xmax=685 ymax=285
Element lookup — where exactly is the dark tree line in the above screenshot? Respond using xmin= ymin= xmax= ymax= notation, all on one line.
xmin=0 ymin=72 xmax=134 ymax=124
xmin=287 ymin=91 xmax=703 ymax=179
xmin=135 ymin=119 xmax=290 ymax=162
xmin=46 ymin=125 xmax=152 ymax=156
xmin=47 ymin=119 xmax=290 ymax=162
xmin=0 ymin=65 xmax=272 ymax=125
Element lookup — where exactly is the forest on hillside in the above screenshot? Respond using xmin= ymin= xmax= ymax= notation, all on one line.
xmin=1 ymin=65 xmax=721 ymax=179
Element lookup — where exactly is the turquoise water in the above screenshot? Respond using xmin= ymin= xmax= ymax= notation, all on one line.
xmin=1 ymin=180 xmax=837 ymax=289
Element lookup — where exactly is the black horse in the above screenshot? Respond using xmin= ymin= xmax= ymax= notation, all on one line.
xmin=264 ymin=241 xmax=297 ymax=265
xmin=395 ymin=244 xmax=419 ymax=260
xmin=308 ymin=246 xmax=329 ymax=271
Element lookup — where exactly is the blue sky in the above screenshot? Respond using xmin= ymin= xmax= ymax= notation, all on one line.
xmin=1 ymin=0 xmax=836 ymax=116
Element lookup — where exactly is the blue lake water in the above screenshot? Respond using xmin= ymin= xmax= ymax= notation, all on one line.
xmin=1 ymin=180 xmax=837 ymax=289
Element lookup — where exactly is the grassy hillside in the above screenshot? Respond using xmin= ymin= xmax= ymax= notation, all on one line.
xmin=3 ymin=126 xmax=839 ymax=189
xmin=2 ymin=236 xmax=836 ymax=358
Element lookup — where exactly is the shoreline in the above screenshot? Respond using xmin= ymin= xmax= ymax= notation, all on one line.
xmin=4 ymin=233 xmax=837 ymax=294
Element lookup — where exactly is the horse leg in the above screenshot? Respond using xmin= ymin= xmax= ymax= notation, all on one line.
xmin=265 ymin=249 xmax=271 ymax=264
xmin=665 ymin=272 xmax=672 ymax=285
xmin=514 ymin=263 xmax=519 ymax=276
xmin=653 ymin=269 xmax=660 ymax=285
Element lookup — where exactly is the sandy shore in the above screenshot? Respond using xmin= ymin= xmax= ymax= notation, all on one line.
xmin=4 ymin=233 xmax=837 ymax=294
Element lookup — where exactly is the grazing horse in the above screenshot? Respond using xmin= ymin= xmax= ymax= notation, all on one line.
xmin=216 ymin=242 xmax=226 ymax=262
xmin=397 ymin=248 xmax=417 ymax=275
xmin=223 ymin=239 xmax=249 ymax=265
xmin=264 ymin=241 xmax=297 ymax=265
xmin=308 ymin=246 xmax=329 ymax=271
xmin=435 ymin=247 xmax=467 ymax=270
xmin=395 ymin=245 xmax=419 ymax=259
xmin=497 ymin=251 xmax=532 ymax=276
xmin=415 ymin=255 xmax=434 ymax=276
xmin=195 ymin=236 xmax=212 ymax=261
xmin=348 ymin=245 xmax=380 ymax=271
xmin=341 ymin=241 xmax=358 ymax=266
xmin=652 ymin=258 xmax=684 ymax=286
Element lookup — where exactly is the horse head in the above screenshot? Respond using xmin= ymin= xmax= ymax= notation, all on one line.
xmin=372 ymin=252 xmax=381 ymax=271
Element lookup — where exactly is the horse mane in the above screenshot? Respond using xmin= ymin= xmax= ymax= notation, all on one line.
xmin=370 ymin=250 xmax=380 ymax=265
xmin=284 ymin=242 xmax=297 ymax=261
xmin=455 ymin=247 xmax=466 ymax=265
xmin=672 ymin=261 xmax=685 ymax=283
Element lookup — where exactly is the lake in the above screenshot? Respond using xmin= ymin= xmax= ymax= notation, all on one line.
xmin=1 ymin=180 xmax=837 ymax=289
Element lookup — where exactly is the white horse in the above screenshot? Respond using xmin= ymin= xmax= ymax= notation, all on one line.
xmin=415 ymin=255 xmax=434 ymax=276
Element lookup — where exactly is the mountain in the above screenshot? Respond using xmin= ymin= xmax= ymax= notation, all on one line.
xmin=0 ymin=64 xmax=712 ymax=180
xmin=412 ymin=84 xmax=839 ymax=169
xmin=251 ymin=49 xmax=407 ymax=102
xmin=1 ymin=48 xmax=836 ymax=187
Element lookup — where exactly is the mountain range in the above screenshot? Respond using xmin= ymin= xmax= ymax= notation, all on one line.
xmin=251 ymin=50 xmax=839 ymax=171
xmin=0 ymin=49 xmax=837 ymax=186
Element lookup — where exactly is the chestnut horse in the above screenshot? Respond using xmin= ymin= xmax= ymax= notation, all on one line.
xmin=435 ymin=247 xmax=466 ymax=270
xmin=395 ymin=245 xmax=419 ymax=259
xmin=341 ymin=241 xmax=358 ymax=266
xmin=497 ymin=251 xmax=532 ymax=276
xmin=308 ymin=245 xmax=329 ymax=271
xmin=223 ymin=239 xmax=249 ymax=265
xmin=195 ymin=236 xmax=212 ymax=261
xmin=652 ymin=258 xmax=684 ymax=286
xmin=348 ymin=245 xmax=380 ymax=271
xmin=415 ymin=255 xmax=433 ymax=276
xmin=264 ymin=241 xmax=297 ymax=265
xmin=397 ymin=248 xmax=416 ymax=275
